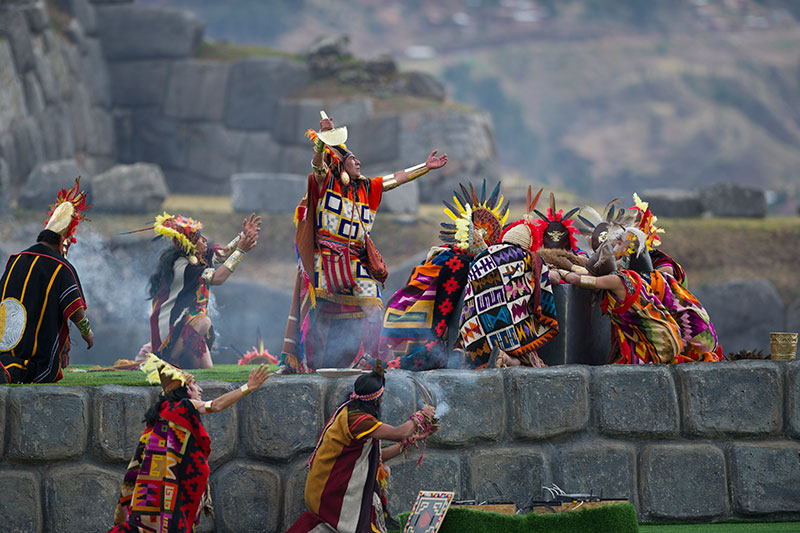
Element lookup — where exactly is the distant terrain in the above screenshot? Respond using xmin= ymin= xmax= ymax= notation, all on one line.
xmin=141 ymin=0 xmax=800 ymax=212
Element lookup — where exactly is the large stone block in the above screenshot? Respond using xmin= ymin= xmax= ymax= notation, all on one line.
xmin=380 ymin=179 xmax=419 ymax=214
xmin=640 ymin=444 xmax=727 ymax=520
xmin=275 ymin=144 xmax=311 ymax=174
xmin=729 ymin=442 xmax=800 ymax=514
xmin=11 ymin=116 xmax=45 ymax=180
xmin=211 ymin=279 xmax=292 ymax=360
xmin=87 ymin=106 xmax=115 ymax=156
xmin=506 ymin=366 xmax=589 ymax=440
xmin=68 ymin=83 xmax=92 ymax=152
xmin=594 ymin=366 xmax=679 ymax=438
xmin=0 ymin=42 xmax=27 ymax=129
xmin=700 ymin=182 xmax=766 ymax=218
xmin=0 ymin=10 xmax=35 ymax=73
xmin=467 ymin=449 xmax=546 ymax=507
xmin=91 ymin=163 xmax=167 ymax=213
xmin=83 ymin=38 xmax=111 ymax=107
xmin=0 ymin=132 xmax=21 ymax=187
xmin=127 ymin=111 xmax=189 ymax=169
xmin=675 ymin=361 xmax=782 ymax=437
xmin=283 ymin=459 xmax=309 ymax=530
xmin=238 ymin=131 xmax=281 ymax=173
xmin=35 ymin=110 xmax=59 ymax=161
xmin=419 ymin=370 xmax=504 ymax=446
xmin=197 ymin=381 xmax=238 ymax=464
xmin=212 ymin=461 xmax=282 ymax=533
xmin=22 ymin=71 xmax=45 ymax=115
xmin=0 ymin=157 xmax=10 ymax=213
xmin=347 ymin=114 xmax=401 ymax=165
xmin=787 ymin=361 xmax=800 ymax=437
xmin=224 ymin=57 xmax=310 ymax=131
xmin=274 ymin=98 xmax=323 ymax=145
xmin=231 ymin=172 xmax=307 ymax=214
xmin=241 ymin=377 xmax=324 ymax=461
xmin=24 ymin=3 xmax=49 ymax=33
xmin=95 ymin=4 xmax=204 ymax=60
xmin=185 ymin=123 xmax=246 ymax=182
xmin=42 ymin=463 xmax=120 ymax=532
xmin=692 ymin=279 xmax=784 ymax=353
xmin=164 ymin=60 xmax=229 ymax=121
xmin=108 ymin=60 xmax=171 ymax=107
xmin=386 ymin=453 xmax=462 ymax=519
xmin=92 ymin=385 xmax=154 ymax=463
xmin=6 ymin=386 xmax=88 ymax=461
xmin=557 ymin=442 xmax=636 ymax=504
xmin=327 ymin=98 xmax=374 ymax=127
xmin=636 ymin=190 xmax=704 ymax=219
xmin=163 ymin=169 xmax=230 ymax=195
xmin=0 ymin=469 xmax=41 ymax=532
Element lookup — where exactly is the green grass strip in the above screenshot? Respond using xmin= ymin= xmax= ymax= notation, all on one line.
xmin=392 ymin=503 xmax=638 ymax=533
xmin=36 ymin=364 xmax=281 ymax=387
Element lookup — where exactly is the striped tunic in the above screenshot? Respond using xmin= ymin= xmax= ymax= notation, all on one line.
xmin=0 ymin=243 xmax=86 ymax=383
xmin=289 ymin=407 xmax=383 ymax=533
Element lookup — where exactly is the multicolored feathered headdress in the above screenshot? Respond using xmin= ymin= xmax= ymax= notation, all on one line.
xmin=153 ymin=212 xmax=204 ymax=256
xmin=630 ymin=193 xmax=664 ymax=251
xmin=579 ymin=199 xmax=646 ymax=258
xmin=439 ymin=180 xmax=509 ymax=254
xmin=500 ymin=185 xmax=543 ymax=252
xmin=140 ymin=352 xmax=192 ymax=393
xmin=43 ymin=177 xmax=90 ymax=255
xmin=531 ymin=192 xmax=581 ymax=252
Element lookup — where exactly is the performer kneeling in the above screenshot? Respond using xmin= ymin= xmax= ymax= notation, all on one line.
xmin=145 ymin=212 xmax=261 ymax=369
xmin=109 ymin=354 xmax=271 ymax=532
xmin=288 ymin=362 xmax=436 ymax=533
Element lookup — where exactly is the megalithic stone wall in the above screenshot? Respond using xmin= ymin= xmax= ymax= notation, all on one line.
xmin=1 ymin=363 xmax=799 ymax=532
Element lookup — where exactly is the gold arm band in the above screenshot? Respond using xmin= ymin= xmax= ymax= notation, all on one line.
xmin=76 ymin=316 xmax=91 ymax=336
xmin=240 ymin=383 xmax=251 ymax=396
xmin=225 ymin=233 xmax=242 ymax=252
xmin=313 ymin=138 xmax=325 ymax=153
xmin=204 ymin=400 xmax=213 ymax=411
xmin=579 ymin=275 xmax=597 ymax=290
xmin=223 ymin=249 xmax=246 ymax=273
xmin=382 ymin=163 xmax=428 ymax=191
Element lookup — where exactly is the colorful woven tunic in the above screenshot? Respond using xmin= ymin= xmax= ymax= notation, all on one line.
xmin=288 ymin=407 xmax=383 ymax=533
xmin=601 ymin=270 xmax=684 ymax=364
xmin=149 ymin=255 xmax=211 ymax=367
xmin=0 ymin=243 xmax=86 ymax=383
xmin=459 ymin=244 xmax=558 ymax=368
xmin=109 ymin=399 xmax=211 ymax=533
xmin=645 ymin=271 xmax=721 ymax=362
xmin=380 ymin=247 xmax=472 ymax=370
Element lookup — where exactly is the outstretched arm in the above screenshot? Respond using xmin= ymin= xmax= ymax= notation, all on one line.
xmin=311 ymin=116 xmax=334 ymax=188
xmin=370 ymin=405 xmax=436 ymax=441
xmin=382 ymin=150 xmax=448 ymax=191
xmin=193 ymin=364 xmax=271 ymax=414
xmin=555 ymin=270 xmax=627 ymax=300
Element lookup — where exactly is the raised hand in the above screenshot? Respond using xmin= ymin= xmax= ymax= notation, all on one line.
xmin=247 ymin=364 xmax=272 ymax=390
xmin=238 ymin=213 xmax=262 ymax=252
xmin=320 ymin=116 xmax=334 ymax=131
xmin=426 ymin=150 xmax=448 ymax=170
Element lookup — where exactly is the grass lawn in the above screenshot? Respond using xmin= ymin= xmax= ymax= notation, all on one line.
xmin=35 ymin=363 xmax=281 ymax=387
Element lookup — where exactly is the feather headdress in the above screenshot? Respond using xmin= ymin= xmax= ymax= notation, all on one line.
xmin=531 ymin=192 xmax=581 ymax=252
xmin=140 ymin=352 xmax=191 ymax=392
xmin=500 ymin=185 xmax=544 ymax=252
xmin=578 ymin=198 xmax=646 ymax=258
xmin=439 ymin=180 xmax=509 ymax=253
xmin=630 ymin=192 xmax=664 ymax=251
xmin=153 ymin=212 xmax=204 ymax=256
xmin=43 ymin=177 xmax=90 ymax=255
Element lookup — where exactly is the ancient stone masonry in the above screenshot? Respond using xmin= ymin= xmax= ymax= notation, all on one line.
xmin=0 ymin=362 xmax=798 ymax=532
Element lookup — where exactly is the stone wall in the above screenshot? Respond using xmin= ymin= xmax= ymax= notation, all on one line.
xmin=1 ymin=363 xmax=799 ymax=532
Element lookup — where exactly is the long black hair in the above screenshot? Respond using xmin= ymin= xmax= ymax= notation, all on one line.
xmin=143 ymin=386 xmax=190 ymax=427
xmin=147 ymin=247 xmax=183 ymax=299
xmin=343 ymin=371 xmax=385 ymax=419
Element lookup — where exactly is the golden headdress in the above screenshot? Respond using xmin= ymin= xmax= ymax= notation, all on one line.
xmin=439 ymin=180 xmax=510 ymax=254
xmin=140 ymin=353 xmax=192 ymax=393
xmin=153 ymin=212 xmax=204 ymax=256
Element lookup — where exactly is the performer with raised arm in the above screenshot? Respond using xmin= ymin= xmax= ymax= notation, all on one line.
xmin=146 ymin=212 xmax=261 ymax=369
xmin=281 ymin=112 xmax=447 ymax=372
xmin=109 ymin=354 xmax=271 ymax=532
xmin=0 ymin=178 xmax=93 ymax=383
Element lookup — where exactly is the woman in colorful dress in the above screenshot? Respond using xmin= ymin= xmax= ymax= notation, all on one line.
xmin=108 ymin=354 xmax=271 ymax=532
xmin=288 ymin=363 xmax=436 ymax=533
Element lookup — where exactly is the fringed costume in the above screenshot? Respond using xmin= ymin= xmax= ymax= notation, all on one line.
xmin=0 ymin=178 xmax=89 ymax=383
xmin=380 ymin=181 xmax=508 ymax=371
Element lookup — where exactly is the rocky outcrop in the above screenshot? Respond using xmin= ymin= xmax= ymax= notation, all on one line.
xmin=91 ymin=163 xmax=168 ymax=213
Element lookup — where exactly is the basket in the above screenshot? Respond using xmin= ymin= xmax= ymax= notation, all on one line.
xmin=770 ymin=332 xmax=798 ymax=361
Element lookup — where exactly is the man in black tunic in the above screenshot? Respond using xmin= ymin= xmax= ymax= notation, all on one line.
xmin=0 ymin=178 xmax=94 ymax=383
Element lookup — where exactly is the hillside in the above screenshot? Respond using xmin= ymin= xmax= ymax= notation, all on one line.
xmin=141 ymin=0 xmax=800 ymax=212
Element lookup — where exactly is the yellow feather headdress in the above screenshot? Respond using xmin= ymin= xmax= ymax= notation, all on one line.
xmin=153 ymin=212 xmax=204 ymax=256
xmin=140 ymin=353 xmax=191 ymax=392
